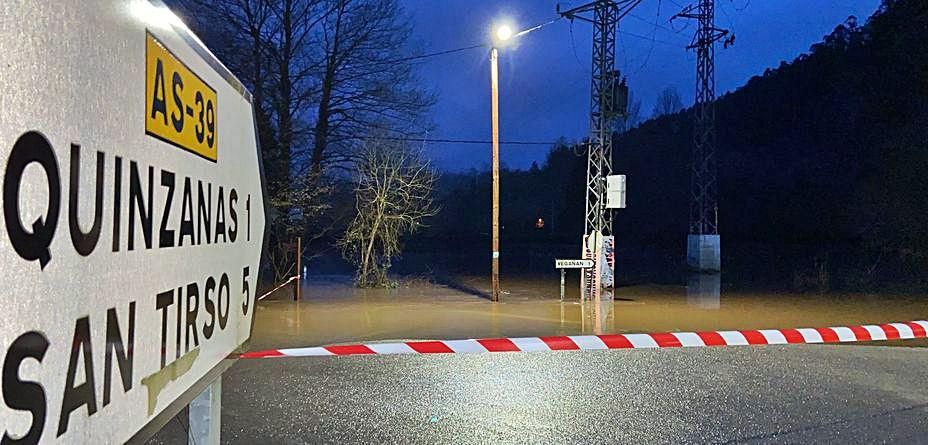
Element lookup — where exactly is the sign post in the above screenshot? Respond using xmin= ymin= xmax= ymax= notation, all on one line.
xmin=555 ymin=259 xmax=595 ymax=301
xmin=188 ymin=378 xmax=221 ymax=445
xmin=0 ymin=1 xmax=265 ymax=443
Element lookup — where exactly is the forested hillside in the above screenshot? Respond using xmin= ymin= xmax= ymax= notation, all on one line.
xmin=614 ymin=0 xmax=928 ymax=253
xmin=422 ymin=0 xmax=928 ymax=287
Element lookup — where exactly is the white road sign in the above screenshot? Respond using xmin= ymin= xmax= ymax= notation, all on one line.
xmin=555 ymin=259 xmax=595 ymax=269
xmin=0 ymin=1 xmax=266 ymax=443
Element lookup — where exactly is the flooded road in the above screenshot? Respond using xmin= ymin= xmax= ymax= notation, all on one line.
xmin=250 ymin=274 xmax=928 ymax=350
xmin=150 ymin=274 xmax=928 ymax=444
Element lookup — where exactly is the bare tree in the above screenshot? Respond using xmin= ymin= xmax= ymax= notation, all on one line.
xmin=175 ymin=0 xmax=305 ymax=178
xmin=174 ymin=0 xmax=434 ymax=283
xmin=307 ymin=0 xmax=435 ymax=175
xmin=652 ymin=85 xmax=685 ymax=118
xmin=339 ymin=137 xmax=438 ymax=287
xmin=175 ymin=0 xmax=333 ymax=282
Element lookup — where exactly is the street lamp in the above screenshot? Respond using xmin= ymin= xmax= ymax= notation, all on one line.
xmin=489 ymin=23 xmax=514 ymax=302
xmin=495 ymin=24 xmax=514 ymax=42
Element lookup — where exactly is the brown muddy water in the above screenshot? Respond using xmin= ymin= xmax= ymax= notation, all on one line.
xmin=249 ymin=274 xmax=928 ymax=350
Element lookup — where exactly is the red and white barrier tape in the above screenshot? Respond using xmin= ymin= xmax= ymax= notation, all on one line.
xmin=241 ymin=320 xmax=928 ymax=358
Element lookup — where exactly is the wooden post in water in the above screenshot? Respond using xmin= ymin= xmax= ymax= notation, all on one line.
xmin=293 ymin=236 xmax=302 ymax=301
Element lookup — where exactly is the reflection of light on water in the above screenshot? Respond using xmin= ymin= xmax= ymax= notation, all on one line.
xmin=687 ymin=274 xmax=721 ymax=309
xmin=580 ymin=299 xmax=614 ymax=335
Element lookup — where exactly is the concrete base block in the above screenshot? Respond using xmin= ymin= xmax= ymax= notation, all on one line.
xmin=687 ymin=234 xmax=721 ymax=272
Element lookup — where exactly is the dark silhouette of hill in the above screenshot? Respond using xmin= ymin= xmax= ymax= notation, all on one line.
xmin=615 ymin=0 xmax=928 ymax=255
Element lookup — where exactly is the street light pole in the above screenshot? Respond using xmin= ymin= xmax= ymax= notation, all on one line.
xmin=489 ymin=23 xmax=513 ymax=302
xmin=490 ymin=46 xmax=501 ymax=302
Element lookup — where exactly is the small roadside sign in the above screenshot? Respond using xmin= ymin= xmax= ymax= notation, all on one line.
xmin=0 ymin=1 xmax=265 ymax=443
xmin=555 ymin=259 xmax=595 ymax=269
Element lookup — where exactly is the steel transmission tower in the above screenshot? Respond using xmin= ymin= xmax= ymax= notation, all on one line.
xmin=673 ymin=0 xmax=729 ymax=271
xmin=559 ymin=0 xmax=639 ymax=239
xmin=559 ymin=1 xmax=638 ymax=301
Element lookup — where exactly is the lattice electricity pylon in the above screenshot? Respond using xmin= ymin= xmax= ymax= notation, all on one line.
xmin=673 ymin=0 xmax=728 ymax=235
xmin=558 ymin=0 xmax=640 ymax=238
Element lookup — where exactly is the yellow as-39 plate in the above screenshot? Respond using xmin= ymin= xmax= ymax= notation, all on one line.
xmin=145 ymin=32 xmax=218 ymax=161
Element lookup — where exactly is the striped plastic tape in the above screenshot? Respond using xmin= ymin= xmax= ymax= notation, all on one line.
xmin=240 ymin=320 xmax=928 ymax=358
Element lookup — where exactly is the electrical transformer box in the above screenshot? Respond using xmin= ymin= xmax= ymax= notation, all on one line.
xmin=606 ymin=174 xmax=626 ymax=209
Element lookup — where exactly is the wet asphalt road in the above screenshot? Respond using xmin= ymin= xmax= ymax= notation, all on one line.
xmin=150 ymin=344 xmax=928 ymax=444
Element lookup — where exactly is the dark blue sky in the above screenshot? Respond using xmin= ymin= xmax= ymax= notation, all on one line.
xmin=401 ymin=0 xmax=881 ymax=172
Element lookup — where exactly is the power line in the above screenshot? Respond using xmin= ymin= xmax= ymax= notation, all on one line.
xmin=730 ymin=0 xmax=750 ymax=12
xmin=569 ymin=20 xmax=586 ymax=69
xmin=719 ymin=1 xmax=737 ymax=35
xmin=624 ymin=1 xmax=694 ymax=47
xmin=392 ymin=43 xmax=487 ymax=64
xmin=351 ymin=43 xmax=487 ymax=69
xmin=352 ymin=135 xmax=559 ymax=146
xmin=355 ymin=7 xmax=696 ymax=72
xmin=618 ymin=29 xmax=681 ymax=46
xmin=628 ymin=13 xmax=680 ymax=35
xmin=355 ymin=16 xmax=566 ymax=69
xmin=627 ymin=0 xmax=665 ymax=74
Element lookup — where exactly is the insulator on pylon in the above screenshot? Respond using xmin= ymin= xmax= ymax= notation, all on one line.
xmin=614 ymin=75 xmax=629 ymax=118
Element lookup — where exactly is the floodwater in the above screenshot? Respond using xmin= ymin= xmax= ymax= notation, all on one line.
xmin=249 ymin=274 xmax=928 ymax=350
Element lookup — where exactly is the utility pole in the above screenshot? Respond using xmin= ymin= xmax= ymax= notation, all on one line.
xmin=490 ymin=47 xmax=501 ymax=302
xmin=558 ymin=0 xmax=638 ymax=301
xmin=673 ymin=0 xmax=729 ymax=272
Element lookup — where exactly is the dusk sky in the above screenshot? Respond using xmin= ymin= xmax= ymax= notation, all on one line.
xmin=401 ymin=0 xmax=882 ymax=172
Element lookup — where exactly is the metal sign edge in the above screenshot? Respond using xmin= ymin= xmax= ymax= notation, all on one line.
xmin=148 ymin=0 xmax=253 ymax=104
xmin=123 ymin=4 xmax=269 ymax=442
